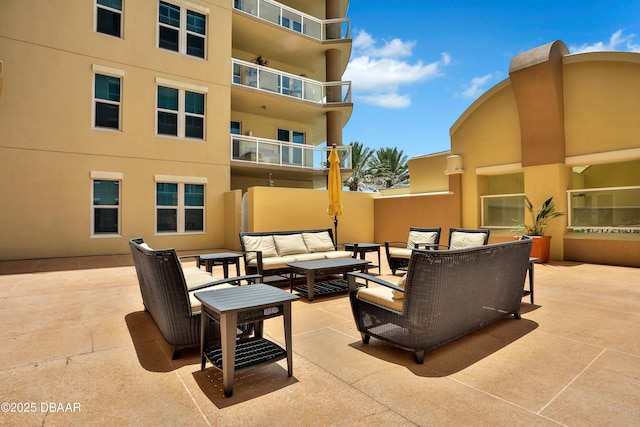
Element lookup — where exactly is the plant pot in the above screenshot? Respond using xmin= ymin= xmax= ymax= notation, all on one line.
xmin=514 ymin=235 xmax=552 ymax=263
xmin=529 ymin=235 xmax=551 ymax=263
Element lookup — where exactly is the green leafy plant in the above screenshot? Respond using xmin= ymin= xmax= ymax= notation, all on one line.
xmin=517 ymin=196 xmax=565 ymax=236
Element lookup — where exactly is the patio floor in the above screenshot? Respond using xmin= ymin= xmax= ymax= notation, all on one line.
xmin=0 ymin=249 xmax=639 ymax=426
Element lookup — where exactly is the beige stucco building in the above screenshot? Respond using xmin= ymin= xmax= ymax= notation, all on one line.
xmin=392 ymin=41 xmax=640 ymax=267
xmin=1 ymin=1 xmax=638 ymax=268
xmin=0 ymin=0 xmax=353 ymax=260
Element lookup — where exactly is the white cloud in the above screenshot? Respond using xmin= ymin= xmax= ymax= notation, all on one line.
xmin=345 ymin=30 xmax=451 ymax=109
xmin=461 ymin=73 xmax=494 ymax=99
xmin=571 ymin=29 xmax=640 ymax=53
xmin=357 ymin=93 xmax=411 ymax=109
xmin=352 ymin=30 xmax=415 ymax=58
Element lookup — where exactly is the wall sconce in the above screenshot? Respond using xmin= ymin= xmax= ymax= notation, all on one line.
xmin=445 ymin=154 xmax=464 ymax=175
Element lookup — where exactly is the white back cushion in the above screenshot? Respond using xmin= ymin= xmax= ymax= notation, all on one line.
xmin=302 ymin=231 xmax=335 ymax=252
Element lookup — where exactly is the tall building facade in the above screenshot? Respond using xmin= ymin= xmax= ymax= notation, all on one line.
xmin=0 ymin=0 xmax=353 ymax=260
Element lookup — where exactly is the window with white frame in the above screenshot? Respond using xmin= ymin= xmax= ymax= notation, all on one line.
xmin=157 ymin=81 xmax=206 ymax=139
xmin=155 ymin=177 xmax=205 ymax=233
xmin=96 ymin=0 xmax=123 ymax=38
xmin=92 ymin=173 xmax=121 ymax=235
xmin=278 ymin=128 xmax=304 ymax=165
xmin=93 ymin=66 xmax=123 ymax=130
xmin=158 ymin=1 xmax=207 ymax=59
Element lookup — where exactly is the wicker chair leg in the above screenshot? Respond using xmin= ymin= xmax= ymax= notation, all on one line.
xmin=361 ymin=333 xmax=370 ymax=344
xmin=513 ymin=312 xmax=521 ymax=319
xmin=414 ymin=351 xmax=425 ymax=364
xmin=172 ymin=347 xmax=182 ymax=360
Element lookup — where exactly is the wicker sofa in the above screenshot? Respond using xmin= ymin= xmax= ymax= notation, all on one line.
xmin=348 ymin=237 xmax=533 ymax=363
xmin=239 ymin=228 xmax=355 ymax=278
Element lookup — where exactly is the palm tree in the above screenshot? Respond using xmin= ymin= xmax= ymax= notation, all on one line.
xmin=343 ymin=141 xmax=375 ymax=191
xmin=369 ymin=147 xmax=410 ymax=189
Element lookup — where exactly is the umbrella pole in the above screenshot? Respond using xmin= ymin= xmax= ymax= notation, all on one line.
xmin=333 ymin=216 xmax=338 ymax=247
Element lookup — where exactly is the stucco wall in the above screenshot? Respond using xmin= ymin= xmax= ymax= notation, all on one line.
xmin=246 ymin=186 xmax=376 ymax=244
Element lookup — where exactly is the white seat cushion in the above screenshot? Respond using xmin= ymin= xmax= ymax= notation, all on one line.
xmin=389 ymin=247 xmax=412 ymax=259
xmin=188 ymin=283 xmax=236 ymax=313
xmin=322 ymin=250 xmax=354 ymax=259
xmin=260 ymin=256 xmax=297 ymax=270
xmin=357 ymin=285 xmax=404 ymax=312
xmin=290 ymin=253 xmax=326 ymax=262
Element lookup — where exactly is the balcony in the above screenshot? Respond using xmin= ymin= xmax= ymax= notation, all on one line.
xmin=232 ymin=59 xmax=351 ymax=104
xmin=232 ymin=1 xmax=352 ymax=73
xmin=231 ymin=135 xmax=352 ymax=172
xmin=233 ymin=0 xmax=350 ymax=42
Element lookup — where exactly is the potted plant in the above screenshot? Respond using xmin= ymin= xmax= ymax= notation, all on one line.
xmin=515 ymin=196 xmax=564 ymax=263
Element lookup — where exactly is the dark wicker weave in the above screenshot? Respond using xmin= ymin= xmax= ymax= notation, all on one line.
xmin=348 ymin=237 xmax=533 ymax=364
xmin=384 ymin=227 xmax=442 ymax=274
xmin=129 ymin=238 xmax=260 ymax=359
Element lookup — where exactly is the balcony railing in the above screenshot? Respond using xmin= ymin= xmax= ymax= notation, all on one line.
xmin=567 ymin=186 xmax=640 ymax=232
xmin=231 ymin=135 xmax=352 ymax=170
xmin=233 ymin=0 xmax=350 ymax=40
xmin=232 ymin=59 xmax=352 ymax=104
xmin=480 ymin=193 xmax=526 ymax=229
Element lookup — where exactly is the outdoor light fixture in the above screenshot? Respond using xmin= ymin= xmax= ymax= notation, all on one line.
xmin=445 ymin=154 xmax=464 ymax=175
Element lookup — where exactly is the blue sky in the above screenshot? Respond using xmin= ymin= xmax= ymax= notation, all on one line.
xmin=342 ymin=0 xmax=640 ymax=159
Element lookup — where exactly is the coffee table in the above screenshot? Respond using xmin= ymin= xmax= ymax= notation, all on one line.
xmin=287 ymin=258 xmax=369 ymax=301
xmin=195 ymin=284 xmax=299 ymax=397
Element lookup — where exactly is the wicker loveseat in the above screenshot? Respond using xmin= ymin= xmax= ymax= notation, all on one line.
xmin=239 ymin=229 xmax=355 ymax=278
xmin=129 ymin=238 xmax=260 ymax=359
xmin=348 ymin=237 xmax=533 ymax=363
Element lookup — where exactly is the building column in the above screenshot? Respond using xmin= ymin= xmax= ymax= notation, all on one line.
xmin=523 ymin=164 xmax=571 ymax=260
xmin=326 ymin=110 xmax=342 ymax=146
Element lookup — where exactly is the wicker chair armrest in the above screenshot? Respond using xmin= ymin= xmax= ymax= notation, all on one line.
xmin=188 ymin=274 xmax=263 ymax=292
xmin=347 ymin=272 xmax=404 ymax=293
xmin=414 ymin=243 xmax=448 ymax=249
xmin=384 ymin=241 xmax=408 ymax=249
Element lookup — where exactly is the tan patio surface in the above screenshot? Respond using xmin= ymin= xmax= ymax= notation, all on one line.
xmin=0 ymin=249 xmax=639 ymax=426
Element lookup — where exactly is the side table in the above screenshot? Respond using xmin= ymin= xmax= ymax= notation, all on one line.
xmin=343 ymin=243 xmax=381 ymax=272
xmin=197 ymin=252 xmax=241 ymax=278
xmin=195 ymin=284 xmax=299 ymax=397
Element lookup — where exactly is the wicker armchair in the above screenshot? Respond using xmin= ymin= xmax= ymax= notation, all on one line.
xmin=445 ymin=227 xmax=490 ymax=249
xmin=129 ymin=238 xmax=261 ymax=359
xmin=348 ymin=237 xmax=533 ymax=364
xmin=384 ymin=227 xmax=441 ymax=274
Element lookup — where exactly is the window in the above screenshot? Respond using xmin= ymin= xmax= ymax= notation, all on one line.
xmin=157 ymin=84 xmax=205 ymax=139
xmin=156 ymin=179 xmax=205 ymax=233
xmin=278 ymin=128 xmax=304 ymax=165
xmin=230 ymin=121 xmax=241 ymax=135
xmin=96 ymin=0 xmax=123 ymax=38
xmin=94 ymin=72 xmax=121 ymax=129
xmin=92 ymin=178 xmax=120 ymax=235
xmin=158 ymin=1 xmax=207 ymax=58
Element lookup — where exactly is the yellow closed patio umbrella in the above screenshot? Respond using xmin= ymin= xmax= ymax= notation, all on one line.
xmin=327 ymin=144 xmax=343 ymax=245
